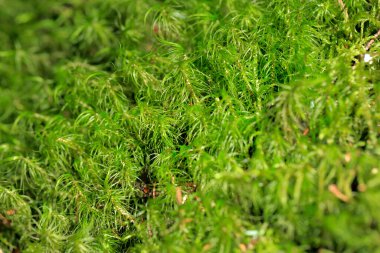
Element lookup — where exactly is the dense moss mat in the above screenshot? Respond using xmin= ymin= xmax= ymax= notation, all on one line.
xmin=1 ymin=0 xmax=380 ymax=252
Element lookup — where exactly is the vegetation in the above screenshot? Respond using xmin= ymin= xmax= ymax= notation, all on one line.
xmin=0 ymin=0 xmax=379 ymax=252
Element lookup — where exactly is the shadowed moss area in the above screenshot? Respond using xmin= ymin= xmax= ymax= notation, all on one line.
xmin=0 ymin=0 xmax=379 ymax=252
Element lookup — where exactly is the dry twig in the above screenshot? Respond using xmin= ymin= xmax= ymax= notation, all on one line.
xmin=365 ymin=29 xmax=380 ymax=51
xmin=328 ymin=184 xmax=349 ymax=202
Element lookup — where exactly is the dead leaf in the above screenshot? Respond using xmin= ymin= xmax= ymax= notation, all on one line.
xmin=153 ymin=24 xmax=159 ymax=34
xmin=0 ymin=213 xmax=11 ymax=227
xmin=6 ymin=209 xmax=16 ymax=216
xmin=185 ymin=182 xmax=197 ymax=192
xmin=239 ymin=243 xmax=247 ymax=252
xmin=176 ymin=187 xmax=183 ymax=205
xmin=202 ymin=244 xmax=212 ymax=251
xmin=344 ymin=153 xmax=351 ymax=162
xmin=247 ymin=239 xmax=258 ymax=250
xmin=182 ymin=218 xmax=193 ymax=224
xmin=358 ymin=184 xmax=367 ymax=192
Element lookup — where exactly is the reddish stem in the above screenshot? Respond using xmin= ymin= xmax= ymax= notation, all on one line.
xmin=365 ymin=29 xmax=380 ymax=51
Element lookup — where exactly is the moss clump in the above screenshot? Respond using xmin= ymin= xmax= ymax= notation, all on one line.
xmin=1 ymin=0 xmax=380 ymax=252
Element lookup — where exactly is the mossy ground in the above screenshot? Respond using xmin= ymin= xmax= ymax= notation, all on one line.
xmin=0 ymin=0 xmax=380 ymax=252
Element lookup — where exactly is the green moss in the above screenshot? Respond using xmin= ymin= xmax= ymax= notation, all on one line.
xmin=0 ymin=0 xmax=380 ymax=252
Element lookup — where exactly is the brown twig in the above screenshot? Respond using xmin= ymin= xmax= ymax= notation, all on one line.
xmin=328 ymin=184 xmax=349 ymax=202
xmin=365 ymin=29 xmax=380 ymax=51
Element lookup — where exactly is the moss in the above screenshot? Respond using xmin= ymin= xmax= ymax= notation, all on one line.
xmin=0 ymin=0 xmax=379 ymax=252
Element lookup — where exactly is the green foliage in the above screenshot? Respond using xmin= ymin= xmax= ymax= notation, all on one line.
xmin=1 ymin=0 xmax=380 ymax=252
